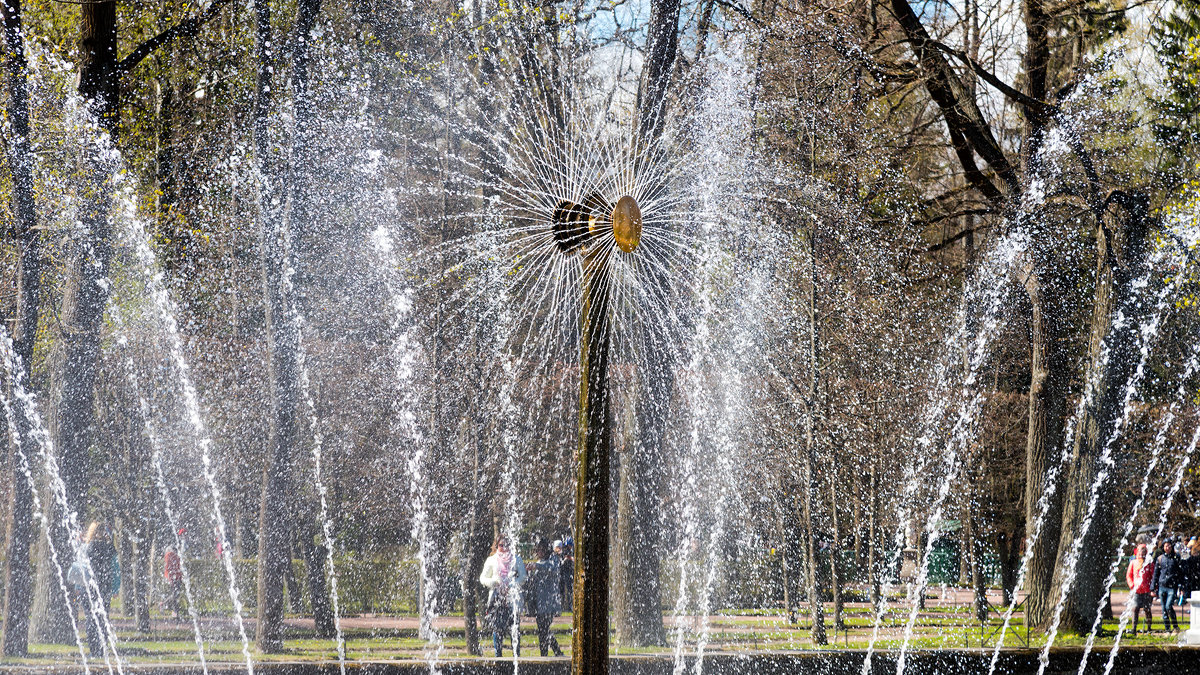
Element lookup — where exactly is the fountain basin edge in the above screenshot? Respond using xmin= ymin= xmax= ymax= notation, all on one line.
xmin=0 ymin=648 xmax=1195 ymax=675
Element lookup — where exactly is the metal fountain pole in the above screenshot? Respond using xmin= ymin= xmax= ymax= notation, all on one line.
xmin=554 ymin=194 xmax=641 ymax=675
xmin=574 ymin=238 xmax=614 ymax=675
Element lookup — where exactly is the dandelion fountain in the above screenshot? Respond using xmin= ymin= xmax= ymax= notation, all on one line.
xmin=551 ymin=192 xmax=642 ymax=675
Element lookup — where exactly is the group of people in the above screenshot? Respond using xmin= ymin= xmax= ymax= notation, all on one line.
xmin=1125 ymin=535 xmax=1200 ymax=635
xmin=479 ymin=534 xmax=574 ymax=657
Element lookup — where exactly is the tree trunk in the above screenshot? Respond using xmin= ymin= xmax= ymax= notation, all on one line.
xmin=777 ymin=501 xmax=801 ymax=624
xmin=801 ymin=221 xmax=827 ymax=645
xmin=997 ymin=530 xmax=1019 ymax=606
xmin=298 ymin=530 xmax=334 ymax=637
xmin=1 ymin=0 xmax=41 ymax=654
xmin=968 ymin=510 xmax=987 ymax=624
xmin=34 ymin=0 xmax=120 ymax=644
xmin=1021 ymin=263 xmax=1070 ymax=626
xmin=461 ymin=487 xmax=493 ymax=656
xmin=253 ymin=93 xmax=301 ymax=644
xmin=827 ymin=452 xmax=844 ymax=631
xmin=868 ymin=462 xmax=880 ymax=607
xmin=253 ymin=0 xmax=322 ymax=651
xmin=613 ymin=371 xmax=667 ymax=647
xmin=1048 ymin=196 xmax=1151 ymax=635
xmin=636 ymin=0 xmax=681 ymax=146
xmin=1020 ymin=0 xmax=1050 ymax=173
xmin=609 ymin=0 xmax=681 ymax=648
xmin=134 ymin=527 xmax=152 ymax=632
xmin=960 ymin=504 xmax=972 ymax=587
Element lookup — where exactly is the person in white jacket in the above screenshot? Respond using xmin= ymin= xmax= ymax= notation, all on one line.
xmin=480 ymin=535 xmax=527 ymax=657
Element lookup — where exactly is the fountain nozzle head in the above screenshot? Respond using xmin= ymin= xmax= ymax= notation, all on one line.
xmin=552 ymin=194 xmax=642 ymax=255
xmin=611 ymin=195 xmax=642 ymax=253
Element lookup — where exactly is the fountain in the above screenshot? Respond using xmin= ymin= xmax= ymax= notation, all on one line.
xmin=551 ymin=193 xmax=642 ymax=675
xmin=6 ymin=2 xmax=1200 ymax=675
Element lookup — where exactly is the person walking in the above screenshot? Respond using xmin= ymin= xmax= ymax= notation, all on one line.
xmin=1127 ymin=543 xmax=1155 ymax=636
xmin=164 ymin=545 xmax=184 ymax=620
xmin=84 ymin=522 xmax=118 ymax=654
xmin=480 ymin=534 xmax=526 ymax=657
xmin=66 ymin=553 xmax=91 ymax=625
xmin=1174 ymin=537 xmax=1190 ymax=612
xmin=1153 ymin=539 xmax=1182 ymax=632
xmin=1185 ymin=538 xmax=1200 ymax=621
xmin=528 ymin=539 xmax=564 ymax=656
xmin=557 ymin=539 xmax=574 ymax=613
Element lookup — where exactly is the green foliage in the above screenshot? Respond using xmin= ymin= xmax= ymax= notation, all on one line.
xmin=1152 ymin=0 xmax=1200 ymax=172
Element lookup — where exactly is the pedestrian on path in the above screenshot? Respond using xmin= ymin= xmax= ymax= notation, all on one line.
xmin=164 ymin=545 xmax=184 ymax=620
xmin=1154 ymin=540 xmax=1182 ymax=632
xmin=480 ymin=534 xmax=526 ymax=657
xmin=557 ymin=539 xmax=573 ymax=613
xmin=1127 ymin=543 xmax=1155 ymax=636
xmin=528 ymin=539 xmax=564 ymax=656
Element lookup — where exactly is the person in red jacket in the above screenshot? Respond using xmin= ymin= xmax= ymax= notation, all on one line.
xmin=1127 ymin=543 xmax=1155 ymax=636
xmin=164 ymin=546 xmax=183 ymax=620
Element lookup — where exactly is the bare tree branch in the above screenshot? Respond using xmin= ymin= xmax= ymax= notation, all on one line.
xmin=117 ymin=0 xmax=236 ymax=76
xmin=888 ymin=0 xmax=1019 ymax=201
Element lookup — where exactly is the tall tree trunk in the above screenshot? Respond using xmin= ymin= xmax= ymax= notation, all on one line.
xmin=613 ymin=371 xmax=667 ymax=647
xmin=868 ymin=461 xmax=880 ymax=607
xmin=827 ymin=451 xmax=843 ymax=631
xmin=998 ymin=529 xmax=1019 ymax=606
xmin=609 ymin=0 xmax=681 ymax=648
xmin=34 ymin=0 xmax=120 ymax=644
xmin=1048 ymin=195 xmax=1151 ymax=634
xmin=801 ymin=221 xmax=826 ymax=645
xmin=636 ymin=0 xmax=680 ymax=146
xmin=777 ymin=499 xmax=801 ymax=624
xmin=1015 ymin=0 xmax=1068 ymax=628
xmin=461 ymin=486 xmax=493 ymax=655
xmin=253 ymin=0 xmax=323 ymax=651
xmin=960 ymin=500 xmax=972 ymax=587
xmin=298 ymin=529 xmax=334 ymax=637
xmin=252 ymin=0 xmax=294 ymax=651
xmin=967 ymin=506 xmax=987 ymax=623
xmin=1 ymin=0 xmax=41 ymax=654
xmin=133 ymin=526 xmax=152 ymax=632
xmin=1021 ymin=264 xmax=1070 ymax=626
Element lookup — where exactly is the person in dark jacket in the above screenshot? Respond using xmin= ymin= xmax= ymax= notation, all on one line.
xmin=527 ymin=539 xmax=564 ymax=656
xmin=1184 ymin=538 xmax=1200 ymax=613
xmin=1174 ymin=537 xmax=1190 ymax=611
xmin=84 ymin=522 xmax=118 ymax=655
xmin=556 ymin=540 xmax=574 ymax=613
xmin=1153 ymin=540 xmax=1182 ymax=632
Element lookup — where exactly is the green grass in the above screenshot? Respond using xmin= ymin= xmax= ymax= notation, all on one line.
xmin=0 ymin=609 xmax=1180 ymax=665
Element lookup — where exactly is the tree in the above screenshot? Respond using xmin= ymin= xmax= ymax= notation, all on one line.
xmin=873 ymin=0 xmax=1155 ymax=632
xmin=1 ymin=0 xmax=42 ymax=655
xmin=611 ymin=0 xmax=681 ymax=649
xmin=29 ymin=0 xmax=233 ymax=644
xmin=253 ymin=0 xmax=334 ymax=651
xmin=1153 ymin=0 xmax=1200 ymax=178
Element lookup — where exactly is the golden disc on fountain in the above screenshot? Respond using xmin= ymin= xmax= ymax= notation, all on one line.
xmin=611 ymin=195 xmax=642 ymax=253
